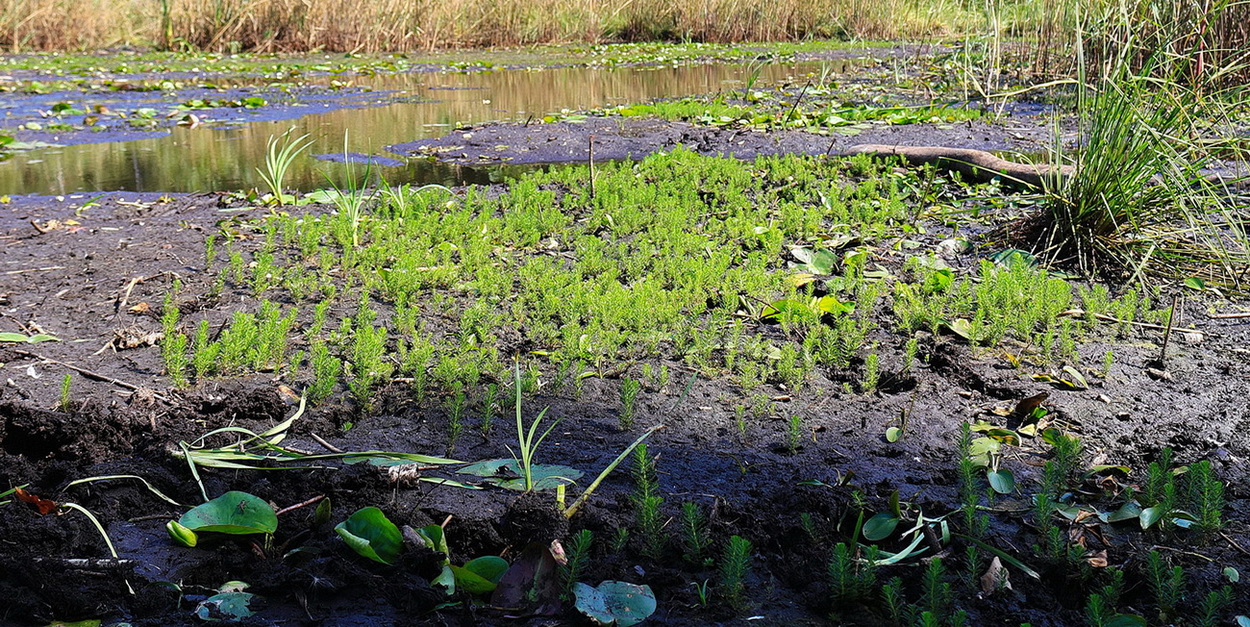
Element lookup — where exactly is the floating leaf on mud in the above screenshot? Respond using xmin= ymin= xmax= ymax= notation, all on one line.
xmin=0 ymin=331 xmax=60 ymax=343
xmin=885 ymin=427 xmax=902 ymax=443
xmin=573 ymin=581 xmax=657 ymax=627
xmin=945 ymin=318 xmax=975 ymax=342
xmin=451 ymin=556 xmax=509 ymax=595
xmin=979 ymin=556 xmax=1012 ymax=594
xmin=14 ymin=487 xmax=57 ymax=514
xmin=924 ymin=268 xmax=954 ymax=293
xmin=1183 ymin=277 xmax=1207 ymax=291
xmin=178 ymin=491 xmax=277 ymax=535
xmin=1105 ymin=614 xmax=1148 ymax=627
xmin=815 ymin=295 xmax=854 ymax=316
xmin=1224 ymin=567 xmax=1240 ymax=583
xmin=491 ymin=542 xmax=562 ymax=615
xmin=1105 ymin=501 xmax=1142 ymax=523
xmin=989 ymin=248 xmax=1037 ymax=269
xmin=1238 ymin=616 xmax=1250 ymax=627
xmin=1139 ymin=506 xmax=1167 ymax=530
xmin=760 ymin=299 xmax=811 ymax=321
xmin=987 ymin=469 xmax=1015 ymax=494
xmin=457 ymin=459 xmax=582 ymax=491
xmin=967 ymin=437 xmax=1000 ymax=466
xmin=862 ymin=513 xmax=899 ymax=541
xmin=789 ymin=247 xmax=838 ymax=275
xmin=335 ymin=507 xmax=402 ymax=564
xmin=194 ymin=582 xmax=255 ymax=622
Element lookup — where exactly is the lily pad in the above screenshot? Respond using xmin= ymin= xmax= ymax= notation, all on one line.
xmin=178 ymin=492 xmax=277 ymax=535
xmin=862 ymin=513 xmax=899 ymax=541
xmin=451 ymin=556 xmax=509 ymax=595
xmin=457 ymin=459 xmax=582 ymax=491
xmin=988 ymin=469 xmax=1015 ymax=494
xmin=573 ymin=581 xmax=657 ymax=627
xmin=790 ymin=247 xmax=839 ymax=275
xmin=335 ymin=507 xmax=402 ymax=564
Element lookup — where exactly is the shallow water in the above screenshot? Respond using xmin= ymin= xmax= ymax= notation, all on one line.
xmin=2 ymin=59 xmax=851 ymax=195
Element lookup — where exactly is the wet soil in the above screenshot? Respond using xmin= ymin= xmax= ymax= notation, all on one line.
xmin=388 ymin=114 xmax=1057 ymax=167
xmin=2 ymin=48 xmax=1249 ymax=627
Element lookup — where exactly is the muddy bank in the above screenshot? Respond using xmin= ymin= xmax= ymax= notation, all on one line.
xmin=1 ymin=160 xmax=1248 ymax=625
xmin=389 ymin=115 xmax=1057 ymax=167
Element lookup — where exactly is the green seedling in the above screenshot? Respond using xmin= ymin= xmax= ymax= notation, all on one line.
xmin=335 ymin=506 xmax=402 ymax=564
xmin=257 ymin=129 xmax=312 ymax=206
xmin=57 ymin=373 xmax=72 ymax=412
xmin=508 ymin=361 xmax=561 ymax=492
xmin=562 ymin=529 xmax=593 ymax=598
xmin=679 ymin=502 xmax=712 ymax=565
xmin=631 ymin=443 xmax=665 ymax=560
xmin=718 ymin=535 xmax=753 ymax=611
xmin=619 ymin=377 xmax=640 ymax=430
xmin=573 ymin=581 xmax=657 ymax=627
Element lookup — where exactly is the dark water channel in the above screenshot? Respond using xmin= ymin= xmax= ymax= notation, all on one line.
xmin=2 ymin=60 xmax=848 ymax=195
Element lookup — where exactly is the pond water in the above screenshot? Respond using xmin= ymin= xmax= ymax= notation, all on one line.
xmin=2 ymin=59 xmax=854 ymax=195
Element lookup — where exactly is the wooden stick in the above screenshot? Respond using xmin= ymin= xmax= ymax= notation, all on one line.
xmin=1159 ymin=293 xmax=1180 ymax=368
xmin=310 ymin=432 xmax=344 ymax=454
xmin=276 ymin=495 xmax=325 ymax=516
xmin=12 ymin=349 xmax=166 ymax=401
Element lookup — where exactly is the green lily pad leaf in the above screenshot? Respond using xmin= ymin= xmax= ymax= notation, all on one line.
xmin=335 ymin=506 xmax=402 ymax=564
xmin=760 ymin=299 xmax=811 ymax=321
xmin=967 ymin=437 xmax=1000 ymax=466
xmin=1140 ymin=506 xmax=1166 ymax=530
xmin=194 ymin=584 xmax=255 ymax=622
xmin=1104 ymin=614 xmax=1147 ymax=627
xmin=0 ymin=331 xmax=60 ymax=343
xmin=988 ymin=469 xmax=1015 ymax=494
xmin=1238 ymin=616 xmax=1250 ymax=627
xmin=433 ymin=563 xmax=456 ymax=594
xmin=945 ymin=318 xmax=975 ymax=342
xmin=862 ymin=513 xmax=899 ymax=541
xmin=815 ymin=295 xmax=854 ymax=316
xmin=414 ymin=523 xmax=450 ymax=558
xmin=990 ymin=248 xmax=1037 ymax=270
xmin=790 ymin=247 xmax=839 ymax=275
xmin=178 ymin=492 xmax=277 ymax=535
xmin=457 ymin=459 xmax=582 ymax=491
xmin=924 ymin=268 xmax=954 ymax=293
xmin=885 ymin=427 xmax=902 ymax=442
xmin=1224 ymin=567 xmax=1240 ymax=583
xmin=1106 ymin=501 xmax=1142 ymax=523
xmin=573 ymin=581 xmax=657 ymax=627
xmin=451 ymin=555 xmax=509 ymax=595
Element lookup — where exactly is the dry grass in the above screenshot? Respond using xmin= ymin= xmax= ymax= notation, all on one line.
xmin=1 ymin=0 xmax=983 ymax=52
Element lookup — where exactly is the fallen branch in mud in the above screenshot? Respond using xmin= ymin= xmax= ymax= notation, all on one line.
xmin=11 ymin=349 xmax=167 ymax=402
xmin=839 ymin=144 xmax=1073 ymax=189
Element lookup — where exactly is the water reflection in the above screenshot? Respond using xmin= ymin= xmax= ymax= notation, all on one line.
xmin=2 ymin=60 xmax=845 ymax=195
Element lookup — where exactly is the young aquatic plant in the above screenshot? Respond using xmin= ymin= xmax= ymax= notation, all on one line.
xmin=561 ymin=529 xmax=593 ymax=599
xmin=679 ymin=502 xmax=712 ymax=565
xmin=509 ymin=362 xmax=561 ymax=493
xmin=1146 ymin=550 xmax=1184 ymax=622
xmin=57 ymin=373 xmax=72 ymax=412
xmin=257 ymin=129 xmax=312 ymax=207
xmin=718 ymin=535 xmax=753 ymax=611
xmin=1184 ymin=459 xmax=1225 ymax=534
xmin=446 ymin=384 xmax=466 ymax=455
xmin=786 ymin=414 xmax=803 ymax=453
xmin=619 ymin=377 xmax=640 ymax=430
xmin=161 ymin=287 xmax=189 ymax=389
xmin=480 ymin=383 xmax=499 ymax=435
xmin=828 ymin=542 xmax=877 ymax=607
xmin=631 ymin=443 xmax=665 ymax=560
